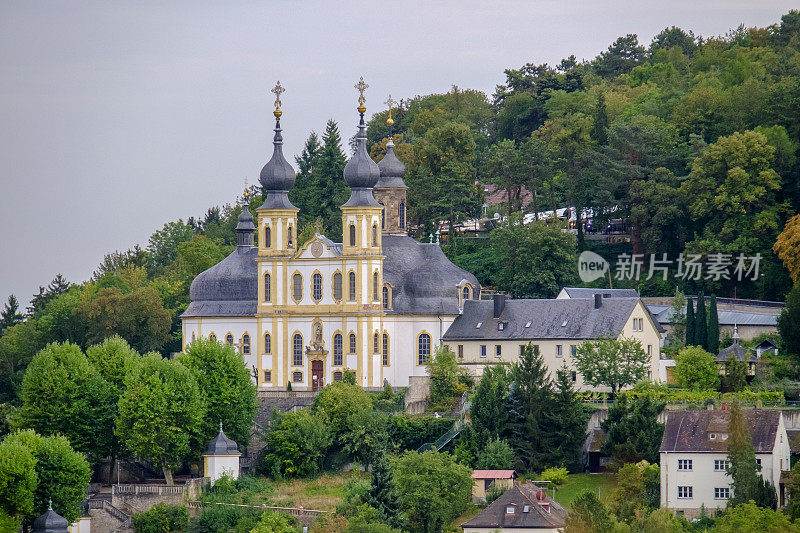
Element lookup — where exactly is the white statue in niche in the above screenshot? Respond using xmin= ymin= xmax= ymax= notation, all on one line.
xmin=311 ymin=321 xmax=324 ymax=350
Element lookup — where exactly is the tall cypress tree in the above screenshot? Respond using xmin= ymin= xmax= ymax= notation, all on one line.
xmin=314 ymin=120 xmax=349 ymax=239
xmin=727 ymin=401 xmax=777 ymax=508
xmin=685 ymin=298 xmax=696 ymax=347
xmin=544 ymin=366 xmax=590 ymax=471
xmin=695 ymin=294 xmax=708 ymax=351
xmin=366 ymin=453 xmax=401 ymax=527
xmin=590 ymin=92 xmax=609 ymax=145
xmin=707 ymin=295 xmax=720 ymax=355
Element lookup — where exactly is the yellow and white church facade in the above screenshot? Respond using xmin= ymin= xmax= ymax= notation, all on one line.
xmin=181 ymin=83 xmax=479 ymax=390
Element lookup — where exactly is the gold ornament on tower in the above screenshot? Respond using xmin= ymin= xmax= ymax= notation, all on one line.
xmin=271 ymin=81 xmax=285 ymax=118
xmin=355 ymin=76 xmax=369 ymax=114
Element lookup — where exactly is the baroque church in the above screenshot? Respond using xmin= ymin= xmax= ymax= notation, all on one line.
xmin=181 ymin=80 xmax=480 ymax=390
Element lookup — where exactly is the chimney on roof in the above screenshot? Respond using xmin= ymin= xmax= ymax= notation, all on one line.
xmin=493 ymin=294 xmax=506 ymax=318
xmin=594 ymin=293 xmax=603 ymax=309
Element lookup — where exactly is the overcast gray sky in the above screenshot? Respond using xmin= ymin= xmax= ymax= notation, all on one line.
xmin=1 ymin=1 xmax=796 ymax=307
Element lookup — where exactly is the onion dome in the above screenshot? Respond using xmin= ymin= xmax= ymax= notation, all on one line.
xmin=376 ymin=140 xmax=408 ymax=189
xmin=236 ymin=187 xmax=255 ymax=247
xmin=205 ymin=422 xmax=241 ymax=456
xmin=259 ymin=81 xmax=297 ymax=210
xmin=342 ymin=77 xmax=382 ymax=208
xmin=33 ymin=501 xmax=69 ymax=533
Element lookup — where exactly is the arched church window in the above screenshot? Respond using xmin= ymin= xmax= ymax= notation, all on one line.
xmin=373 ymin=332 xmax=379 ymax=353
xmin=265 ymin=333 xmax=271 ymax=354
xmin=209 ymin=333 xmax=217 ymax=342
xmin=399 ymin=202 xmax=405 ymax=229
xmin=381 ymin=208 xmax=385 ymax=229
xmin=225 ymin=334 xmax=234 ymax=345
xmin=462 ymin=286 xmax=470 ymax=302
xmin=373 ymin=272 xmax=379 ymax=302
xmin=292 ymin=273 xmax=303 ymax=302
xmin=264 ymin=226 xmax=271 ymax=248
xmin=264 ymin=273 xmax=271 ymax=302
xmin=418 ymin=333 xmax=431 ymax=365
xmin=349 ymin=224 xmax=357 ymax=247
xmin=293 ymin=334 xmax=303 ymax=366
xmin=382 ymin=333 xmax=389 ymax=366
xmin=348 ymin=272 xmax=356 ymax=301
xmin=372 ymin=224 xmax=378 ymax=247
xmin=383 ymin=286 xmax=390 ymax=310
xmin=333 ymin=273 xmax=343 ymax=301
xmin=242 ymin=334 xmax=251 ymax=355
xmin=349 ymin=333 xmax=357 ymax=354
xmin=333 ymin=333 xmax=343 ymax=366
xmin=287 ymin=225 xmax=293 ymax=248
xmin=312 ymin=273 xmax=323 ymax=302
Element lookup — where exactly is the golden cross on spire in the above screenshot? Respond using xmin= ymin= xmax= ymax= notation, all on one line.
xmin=384 ymin=94 xmax=396 ymax=126
xmin=271 ymin=81 xmax=284 ymax=118
xmin=355 ymin=76 xmax=369 ymax=113
xmin=243 ymin=177 xmax=250 ymax=200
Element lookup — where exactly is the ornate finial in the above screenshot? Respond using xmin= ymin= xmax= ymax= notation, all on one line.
xmin=355 ymin=76 xmax=369 ymax=114
xmin=385 ymin=94 xmax=396 ymax=127
xmin=48 ymin=499 xmax=53 ymax=510
xmin=243 ymin=177 xmax=250 ymax=200
xmin=219 ymin=420 xmax=223 ymax=432
xmin=271 ymin=81 xmax=285 ymax=118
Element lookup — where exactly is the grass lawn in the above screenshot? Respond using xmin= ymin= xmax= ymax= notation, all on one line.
xmin=552 ymin=473 xmax=617 ymax=510
xmin=270 ymin=472 xmax=367 ymax=512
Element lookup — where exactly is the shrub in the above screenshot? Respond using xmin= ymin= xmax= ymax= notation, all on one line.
xmin=191 ymin=504 xmax=261 ymax=533
xmin=211 ymin=474 xmax=237 ymax=495
xmin=132 ymin=503 xmax=187 ymax=533
xmin=539 ymin=466 xmax=568 ymax=486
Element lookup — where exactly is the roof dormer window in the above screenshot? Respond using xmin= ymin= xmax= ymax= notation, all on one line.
xmin=498 ymin=322 xmax=506 ymax=331
xmin=506 ymin=504 xmax=516 ymax=515
xmin=476 ymin=322 xmax=483 ymax=328
xmin=561 ymin=320 xmax=568 ymax=327
xmin=709 ymin=433 xmax=728 ymax=441
xmin=524 ymin=321 xmax=532 ymax=328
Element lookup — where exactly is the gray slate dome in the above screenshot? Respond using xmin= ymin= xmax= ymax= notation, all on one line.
xmin=205 ymin=425 xmax=241 ymax=455
xmin=236 ymin=195 xmax=256 ymax=247
xmin=376 ymin=140 xmax=407 ymax=189
xmin=33 ymin=506 xmax=69 ymax=533
xmin=383 ymin=235 xmax=480 ymax=315
xmin=259 ymin=117 xmax=298 ymax=210
xmin=342 ymin=116 xmax=382 ymax=207
xmin=182 ymin=247 xmax=258 ymax=317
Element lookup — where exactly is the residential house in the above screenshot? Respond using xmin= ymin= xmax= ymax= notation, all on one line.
xmin=472 ymin=470 xmax=516 ymax=501
xmin=461 ymin=482 xmax=566 ymax=533
xmin=660 ymin=408 xmax=790 ymax=518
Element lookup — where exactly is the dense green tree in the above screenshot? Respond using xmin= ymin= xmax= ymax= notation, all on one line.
xmin=250 ymin=510 xmax=300 ymax=533
xmin=610 ymin=461 xmax=660 ymax=524
xmin=475 ymin=437 xmax=514 ymax=470
xmin=392 ymin=449 xmax=472 ymax=533
xmin=365 ymin=454 xmax=401 ymax=528
xmin=260 ymin=410 xmax=330 ymax=478
xmin=545 ymin=367 xmax=589 ymax=471
xmin=708 ymin=295 xmax=720 ymax=354
xmin=0 ymin=436 xmax=37 ymax=528
xmin=178 ymin=339 xmax=258 ymax=448
xmin=695 ymin=294 xmax=708 ymax=351
xmin=313 ymin=120 xmax=349 ymax=238
xmin=774 ymin=214 xmax=800 ymax=284
xmin=778 ymin=284 xmax=800 ymax=365
xmin=0 ymin=320 xmax=45 ymax=404
xmin=146 ymin=220 xmax=196 ymax=275
xmin=723 ymin=353 xmax=749 ymax=393
xmin=312 ymin=382 xmax=373 ymax=439
xmin=601 ymin=395 xmax=665 ymax=464
xmin=674 ymin=346 xmax=720 ymax=390
xmin=713 ymin=501 xmax=799 ymax=532
xmin=291 ymin=131 xmax=322 ymax=227
xmin=484 ymin=139 xmax=526 ymax=214
xmin=786 ymin=458 xmax=800 ymax=520
xmin=470 ymin=364 xmax=511 ymax=439
xmin=35 ymin=287 xmax=89 ymax=346
xmin=590 ymin=92 xmax=609 ymax=145
xmin=564 ymin=490 xmax=627 ymax=532
xmin=116 ymin=354 xmax=205 ymax=484
xmin=594 ymin=34 xmax=646 ymax=78
xmin=686 ymin=298 xmax=696 ymax=347
xmin=27 ymin=275 xmax=72 ymax=318
xmin=649 ymin=26 xmax=698 ymax=56
xmin=727 ymin=401 xmax=777 ymax=508
xmin=574 ymin=336 xmax=649 ymax=393
xmin=425 ymin=345 xmax=470 ymax=410
xmin=489 ymin=214 xmax=578 ymax=298
xmin=14 ymin=342 xmax=116 ymax=462
xmin=0 ymin=295 xmax=24 ymax=335
xmin=85 ymin=335 xmax=139 ymax=391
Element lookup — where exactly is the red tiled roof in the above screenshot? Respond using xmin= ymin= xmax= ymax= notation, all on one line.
xmin=472 ymin=469 xmax=516 ymax=479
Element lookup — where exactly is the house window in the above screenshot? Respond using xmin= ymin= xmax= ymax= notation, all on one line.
xmin=571 ymin=371 xmax=577 ymax=383
xmin=556 ymin=345 xmax=563 ymax=357
xmin=265 ymin=333 xmax=271 ymax=354
xmin=292 ymin=371 xmax=302 ymax=383
xmin=382 ymin=333 xmax=389 ymax=366
xmin=373 ymin=332 xmax=379 ymax=354
xmin=457 ymin=345 xmax=464 ymax=359
xmin=292 ymin=334 xmax=303 ymax=366
xmin=714 ymin=487 xmax=730 ymax=500
xmin=209 ymin=333 xmax=217 ymax=342
xmin=481 ymin=345 xmax=487 ymax=358
xmin=714 ymin=460 xmax=729 ymax=471
xmin=264 ymin=370 xmax=271 ymax=382
xmin=399 ymin=202 xmax=405 ymax=228
xmin=677 ymin=486 xmax=693 ymax=499
xmin=709 ymin=433 xmax=728 ymax=441
xmin=519 ymin=345 xmax=525 ymax=356
xmin=349 ymin=333 xmax=357 ymax=354
xmin=506 ymin=504 xmax=516 ymax=515
xmin=678 ymin=459 xmax=692 ymax=471
xmin=312 ymin=272 xmax=323 ymax=302
xmin=383 ymin=286 xmax=391 ymax=309
xmin=333 ymin=371 xmax=343 ymax=382
xmin=373 ymin=272 xmax=379 ymax=301
xmin=462 ymin=286 xmax=470 ymax=301
xmin=264 ymin=226 xmax=271 ymax=248
xmin=756 ymin=458 xmax=762 ymax=467
xmin=349 ymin=224 xmax=356 ymax=246
xmin=349 ymin=272 xmax=356 ymax=301
xmin=570 ymin=345 xmax=577 ymax=357
xmin=287 ymin=225 xmax=293 ymax=248
xmin=496 ymin=345 xmax=502 ymax=357
xmin=333 ymin=333 xmax=343 ymax=366
xmin=333 ymin=273 xmax=343 ymax=301
xmin=372 ymin=224 xmax=378 ymax=247
xmin=418 ymin=333 xmax=431 ymax=365
xmin=292 ymin=273 xmax=303 ymax=301
xmin=264 ymin=273 xmax=271 ymax=302
xmin=242 ymin=334 xmax=250 ymax=355
xmin=225 ymin=334 xmax=234 ymax=345
xmin=648 ymin=344 xmax=652 ymax=357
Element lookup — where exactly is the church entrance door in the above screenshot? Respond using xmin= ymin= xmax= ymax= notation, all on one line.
xmin=311 ymin=360 xmax=324 ymax=391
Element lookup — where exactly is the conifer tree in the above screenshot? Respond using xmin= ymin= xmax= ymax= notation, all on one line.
xmin=0 ymin=295 xmax=24 ymax=335
xmin=544 ymin=366 xmax=589 ymax=471
xmin=708 ymin=295 xmax=720 ymax=354
xmin=590 ymin=92 xmax=609 ymax=145
xmin=727 ymin=401 xmax=777 ymax=508
xmin=686 ymin=298 xmax=696 ymax=346
xmin=365 ymin=454 xmax=401 ymax=528
xmin=695 ymin=294 xmax=708 ymax=351
xmin=314 ymin=120 xmax=349 ymax=239
xmin=291 ymin=131 xmax=322 ymax=227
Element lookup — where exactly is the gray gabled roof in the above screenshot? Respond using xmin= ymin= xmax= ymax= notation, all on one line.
xmin=560 ymin=287 xmax=639 ymax=299
xmin=443 ymin=297 xmax=640 ymax=341
xmin=717 ymin=342 xmax=757 ymax=363
xmin=461 ymin=483 xmax=566 ymax=529
xmin=660 ymin=409 xmax=780 ymax=453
